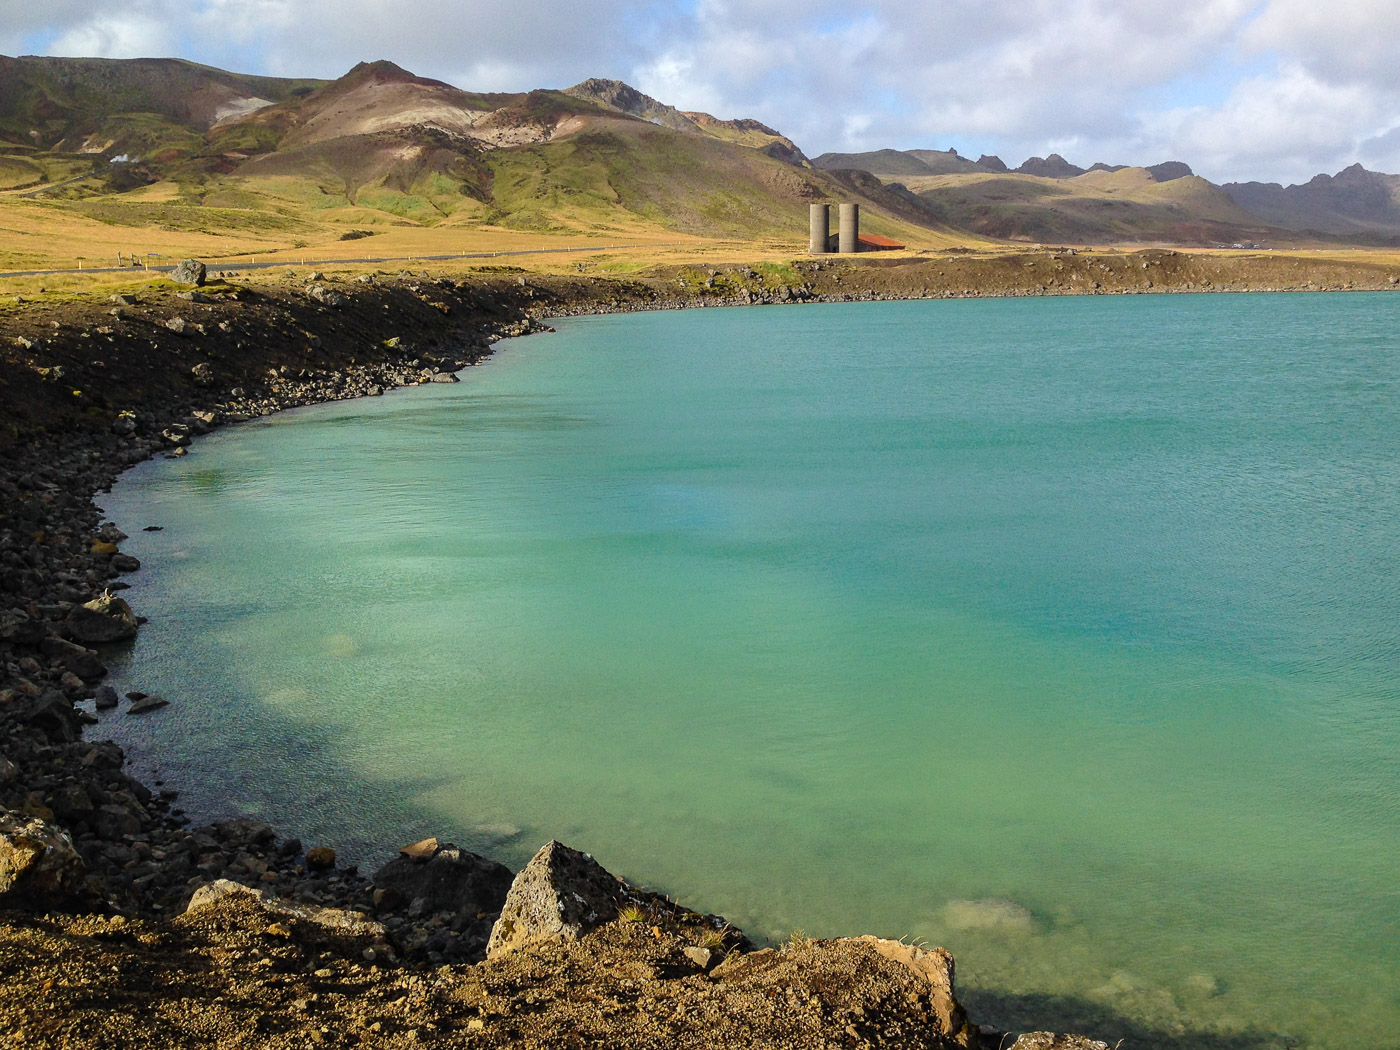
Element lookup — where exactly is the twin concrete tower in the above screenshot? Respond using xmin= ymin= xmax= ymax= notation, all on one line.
xmin=809 ymin=202 xmax=859 ymax=254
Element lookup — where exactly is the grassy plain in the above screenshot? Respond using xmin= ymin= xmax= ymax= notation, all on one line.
xmin=0 ymin=160 xmax=983 ymax=279
xmin=5 ymin=162 xmax=1400 ymax=300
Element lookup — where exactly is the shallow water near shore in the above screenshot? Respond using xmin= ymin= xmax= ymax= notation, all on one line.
xmin=100 ymin=293 xmax=1400 ymax=1048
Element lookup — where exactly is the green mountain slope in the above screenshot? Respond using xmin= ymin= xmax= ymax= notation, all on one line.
xmin=0 ymin=56 xmax=970 ymax=249
xmin=27 ymin=54 xmax=1380 ymax=249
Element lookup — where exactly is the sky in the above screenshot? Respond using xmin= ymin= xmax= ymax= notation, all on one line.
xmin=4 ymin=0 xmax=1399 ymax=185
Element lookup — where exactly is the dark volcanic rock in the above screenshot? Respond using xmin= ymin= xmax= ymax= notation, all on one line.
xmin=41 ymin=636 xmax=107 ymax=680
xmin=486 ymin=840 xmax=627 ymax=959
xmin=65 ymin=594 xmax=139 ymax=644
xmin=1016 ymin=153 xmax=1086 ymax=179
xmin=1146 ymin=160 xmax=1193 ymax=182
xmin=372 ymin=838 xmax=512 ymax=917
xmin=25 ymin=691 xmax=83 ymax=742
xmin=111 ymin=553 xmax=141 ymax=573
xmin=0 ymin=811 xmax=88 ymax=907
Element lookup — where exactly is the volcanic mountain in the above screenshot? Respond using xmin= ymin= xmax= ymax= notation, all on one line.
xmin=0 ymin=55 xmax=964 ymax=245
xmin=5 ymin=53 xmax=1400 ymax=249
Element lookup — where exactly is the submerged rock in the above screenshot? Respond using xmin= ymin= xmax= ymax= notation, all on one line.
xmin=486 ymin=841 xmax=626 ymax=959
xmin=942 ymin=897 xmax=1035 ymax=933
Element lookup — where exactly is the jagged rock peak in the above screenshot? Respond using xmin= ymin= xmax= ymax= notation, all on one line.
xmin=562 ymin=78 xmax=698 ymax=132
xmin=341 ymin=59 xmax=451 ymax=89
xmin=1017 ymin=153 xmax=1086 ymax=178
xmin=1146 ymin=161 xmax=1194 ymax=182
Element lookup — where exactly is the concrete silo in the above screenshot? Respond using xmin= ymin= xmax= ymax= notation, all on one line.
xmin=839 ymin=203 xmax=860 ymax=254
xmin=809 ymin=204 xmax=831 ymax=254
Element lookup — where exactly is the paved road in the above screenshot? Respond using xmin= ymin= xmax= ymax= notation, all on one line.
xmin=0 ymin=243 xmax=684 ymax=280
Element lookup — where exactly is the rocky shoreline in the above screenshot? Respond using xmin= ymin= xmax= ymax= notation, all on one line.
xmin=3 ymin=252 xmax=1392 ymax=1047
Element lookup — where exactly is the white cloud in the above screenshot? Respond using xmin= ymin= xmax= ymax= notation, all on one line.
xmin=44 ymin=15 xmax=174 ymax=59
xmin=1241 ymin=0 xmax=1400 ymax=83
xmin=1148 ymin=63 xmax=1388 ymax=183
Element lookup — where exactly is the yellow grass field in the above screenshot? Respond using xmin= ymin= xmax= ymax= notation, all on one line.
xmin=4 ymin=176 xmax=1398 ymax=302
xmin=0 ymin=158 xmax=992 ymax=279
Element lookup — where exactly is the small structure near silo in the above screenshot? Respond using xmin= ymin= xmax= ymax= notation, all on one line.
xmin=857 ymin=234 xmax=905 ymax=251
xmin=809 ymin=204 xmax=831 ymax=255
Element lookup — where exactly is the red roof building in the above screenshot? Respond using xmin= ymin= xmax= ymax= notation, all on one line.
xmin=857 ymin=234 xmax=905 ymax=250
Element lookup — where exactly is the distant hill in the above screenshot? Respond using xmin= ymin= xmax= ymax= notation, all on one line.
xmin=0 ymin=55 xmax=325 ymax=153
xmin=813 ymin=148 xmax=995 ymax=177
xmin=897 ymin=166 xmax=1276 ymax=246
xmin=0 ymin=56 xmax=967 ymax=247
xmin=812 ymin=141 xmax=1400 ymax=244
xmin=1222 ymin=164 xmax=1400 ymax=236
xmin=816 ymin=147 xmax=1198 ymax=186
xmin=5 ymin=52 xmax=1400 ymax=249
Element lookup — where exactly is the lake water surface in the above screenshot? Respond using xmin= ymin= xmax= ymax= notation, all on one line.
xmin=99 ymin=294 xmax=1400 ymax=1048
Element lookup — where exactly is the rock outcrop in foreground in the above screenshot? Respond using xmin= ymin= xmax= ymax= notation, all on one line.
xmin=3 ymin=830 xmax=1005 ymax=1048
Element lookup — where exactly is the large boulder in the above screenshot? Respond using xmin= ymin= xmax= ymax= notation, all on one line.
xmin=24 ymin=691 xmax=83 ymax=742
xmin=171 ymin=259 xmax=207 ymax=286
xmin=0 ymin=812 xmax=88 ymax=907
xmin=1008 ymin=1035 xmax=1111 ymax=1050
xmin=185 ymin=879 xmax=388 ymax=949
xmin=40 ymin=637 xmax=106 ymax=681
xmin=707 ymin=936 xmax=977 ymax=1048
xmin=849 ymin=936 xmax=972 ymax=1043
xmin=486 ymin=841 xmax=627 ymax=959
xmin=65 ymin=594 xmax=139 ymax=644
xmin=372 ymin=837 xmax=512 ymax=917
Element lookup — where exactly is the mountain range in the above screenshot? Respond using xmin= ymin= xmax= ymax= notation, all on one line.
xmin=3 ymin=53 xmax=1400 ymax=250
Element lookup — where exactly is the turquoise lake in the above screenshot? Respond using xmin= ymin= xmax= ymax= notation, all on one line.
xmin=98 ymin=294 xmax=1400 ymax=1048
